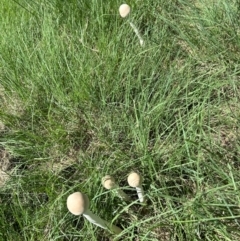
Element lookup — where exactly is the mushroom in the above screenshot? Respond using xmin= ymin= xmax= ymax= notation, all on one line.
xmin=102 ymin=175 xmax=130 ymax=201
xmin=119 ymin=3 xmax=144 ymax=46
xmin=127 ymin=172 xmax=145 ymax=202
xmin=67 ymin=192 xmax=122 ymax=234
xmin=119 ymin=3 xmax=131 ymax=18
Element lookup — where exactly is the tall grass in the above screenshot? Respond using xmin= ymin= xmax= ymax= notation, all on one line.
xmin=0 ymin=0 xmax=240 ymax=240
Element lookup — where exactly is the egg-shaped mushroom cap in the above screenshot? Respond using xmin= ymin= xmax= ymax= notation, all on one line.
xmin=67 ymin=192 xmax=89 ymax=215
xmin=127 ymin=172 xmax=142 ymax=187
xmin=119 ymin=4 xmax=131 ymax=18
xmin=102 ymin=175 xmax=116 ymax=190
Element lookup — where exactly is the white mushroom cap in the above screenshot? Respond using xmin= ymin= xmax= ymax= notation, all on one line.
xmin=67 ymin=192 xmax=89 ymax=215
xmin=127 ymin=172 xmax=142 ymax=187
xmin=102 ymin=175 xmax=116 ymax=190
xmin=119 ymin=4 xmax=131 ymax=18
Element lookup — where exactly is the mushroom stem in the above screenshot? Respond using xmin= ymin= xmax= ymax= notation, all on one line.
xmin=129 ymin=21 xmax=144 ymax=46
xmin=102 ymin=175 xmax=131 ymax=201
xmin=136 ymin=185 xmax=144 ymax=203
xmin=83 ymin=209 xmax=122 ymax=234
xmin=117 ymin=188 xmax=131 ymax=201
xmin=67 ymin=192 xmax=122 ymax=234
xmin=127 ymin=172 xmax=145 ymax=203
xmin=83 ymin=209 xmax=108 ymax=229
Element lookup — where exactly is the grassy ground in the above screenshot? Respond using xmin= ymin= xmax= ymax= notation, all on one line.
xmin=0 ymin=0 xmax=240 ymax=240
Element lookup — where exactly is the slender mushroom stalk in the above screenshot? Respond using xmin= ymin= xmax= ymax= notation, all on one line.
xmin=67 ymin=192 xmax=122 ymax=234
xmin=102 ymin=175 xmax=130 ymax=201
xmin=119 ymin=3 xmax=144 ymax=46
xmin=127 ymin=172 xmax=145 ymax=202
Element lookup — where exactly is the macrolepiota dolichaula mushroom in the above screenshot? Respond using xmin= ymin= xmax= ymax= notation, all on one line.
xmin=102 ymin=175 xmax=131 ymax=201
xmin=127 ymin=172 xmax=145 ymax=202
xmin=67 ymin=192 xmax=122 ymax=234
xmin=119 ymin=3 xmax=144 ymax=46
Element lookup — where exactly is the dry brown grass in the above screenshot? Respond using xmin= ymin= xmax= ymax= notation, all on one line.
xmin=0 ymin=87 xmax=13 ymax=187
xmin=0 ymin=146 xmax=11 ymax=187
xmin=0 ymin=84 xmax=24 ymax=117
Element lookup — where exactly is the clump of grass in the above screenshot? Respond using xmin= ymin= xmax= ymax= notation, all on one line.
xmin=0 ymin=0 xmax=240 ymax=240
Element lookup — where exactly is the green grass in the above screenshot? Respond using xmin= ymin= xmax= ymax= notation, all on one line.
xmin=0 ymin=0 xmax=240 ymax=240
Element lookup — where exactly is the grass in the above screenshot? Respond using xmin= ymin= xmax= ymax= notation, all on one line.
xmin=0 ymin=0 xmax=240 ymax=240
